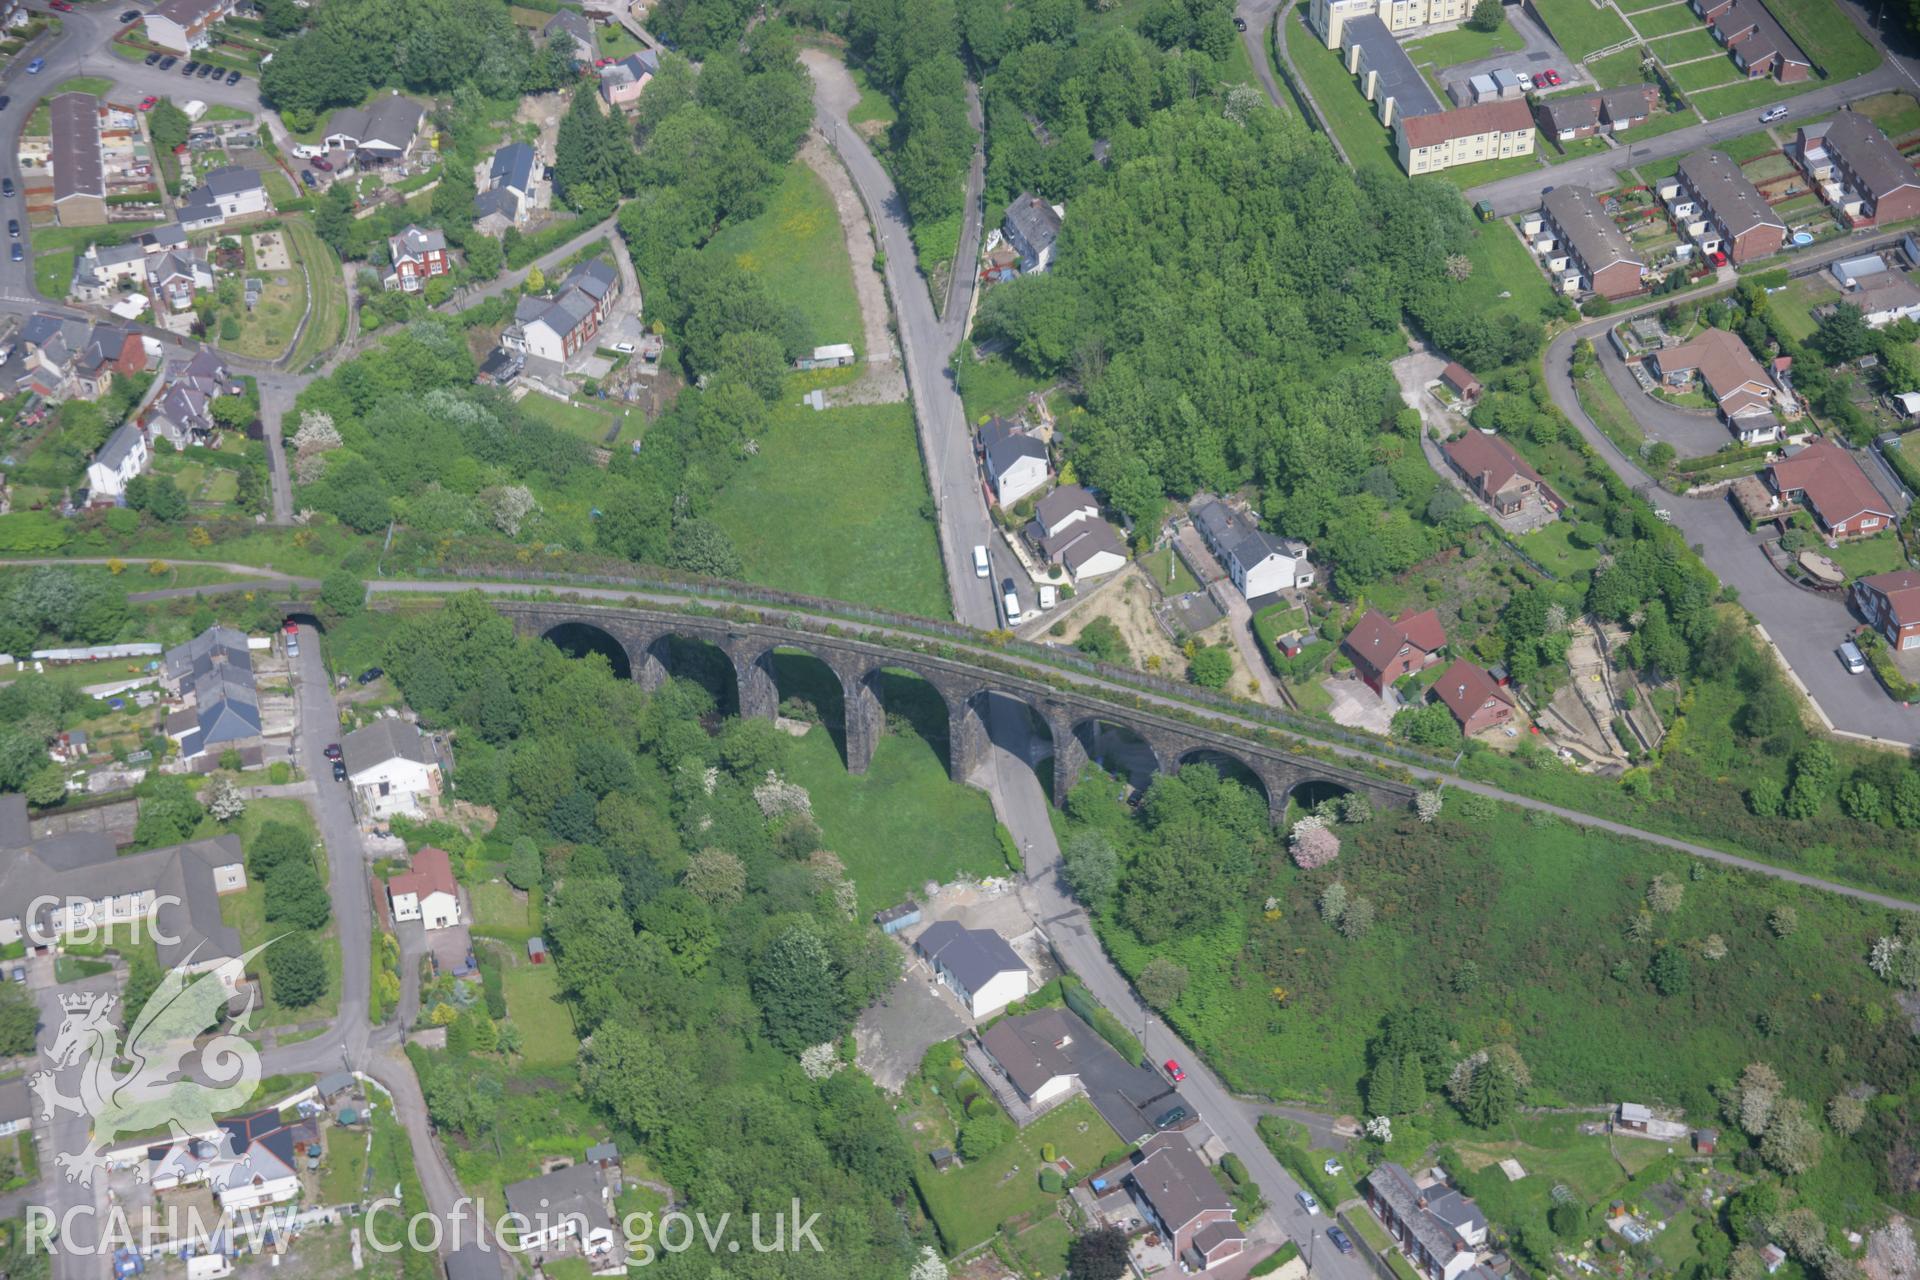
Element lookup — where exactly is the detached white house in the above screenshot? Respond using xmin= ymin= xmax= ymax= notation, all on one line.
xmin=984 ymin=430 xmax=1049 ymax=507
xmin=86 ymin=421 xmax=148 ymax=499
xmin=1191 ymin=496 xmax=1314 ymax=599
xmin=383 ymin=845 xmax=460 ymax=930
xmin=914 ymin=921 xmax=1030 ymax=1018
xmin=342 ymin=718 xmax=441 ymax=820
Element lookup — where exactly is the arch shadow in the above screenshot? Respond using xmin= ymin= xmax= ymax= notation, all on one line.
xmin=646 ymin=633 xmax=740 ymax=719
xmin=866 ymin=667 xmax=954 ymax=766
xmin=1176 ymin=748 xmax=1272 ymax=812
xmin=761 ymin=646 xmax=848 ymax=760
xmin=1072 ymin=716 xmax=1159 ymax=796
xmin=541 ymin=621 xmax=632 ymax=682
xmin=962 ymin=689 xmax=1057 ymax=789
xmin=1287 ymin=777 xmax=1354 ymax=818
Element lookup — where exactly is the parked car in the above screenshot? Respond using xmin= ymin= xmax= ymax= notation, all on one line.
xmin=196 ymin=62 xmax=214 ymax=77
xmin=1328 ymin=1227 xmax=1355 ymax=1255
xmin=25 ymin=58 xmax=43 ymax=74
xmin=1001 ymin=577 xmax=1021 ymax=624
xmin=225 ymin=69 xmax=241 ymax=85
xmin=1840 ymin=640 xmax=1867 ymax=674
xmin=331 ymin=760 xmax=348 ymax=782
xmin=2 ymin=178 xmax=13 ymax=197
xmin=1163 ymin=1058 xmax=1185 ymax=1082
xmin=181 ymin=60 xmax=198 ymax=75
xmin=312 ymin=156 xmax=333 ymax=171
xmin=1761 ymin=104 xmax=1789 ymax=122
xmin=119 ymin=7 xmax=141 ymax=20
xmin=9 ymin=245 xmax=20 ymax=263
xmin=1152 ymin=1105 xmax=1187 ymax=1130
xmin=973 ymin=545 xmax=990 ymax=577
xmin=285 ymin=636 xmax=299 ymax=656
xmin=49 ymin=1 xmax=72 ymax=12
xmin=612 ymin=340 xmax=636 ymax=354
xmin=357 ymin=666 xmax=384 ymax=685
xmin=300 ymin=169 xmax=317 ymax=188
xmin=283 ymin=620 xmax=300 ymax=634
xmin=139 ymin=95 xmax=157 ymax=110
xmin=144 ymin=50 xmax=162 ymax=64
xmin=158 ymin=55 xmax=176 ymax=68
xmin=9 ymin=966 xmax=22 ymax=983
xmin=0 ymin=96 xmax=9 ymax=110
xmin=7 ymin=220 xmax=18 ymax=239
xmin=1515 ymin=71 xmax=1533 ymax=91
xmin=323 ymin=743 xmax=343 ymax=760
xmin=1296 ymin=1191 xmax=1320 ymax=1216
xmin=1538 ymin=68 xmax=1561 ymax=85
xmin=1233 ymin=14 xmax=1247 ymax=28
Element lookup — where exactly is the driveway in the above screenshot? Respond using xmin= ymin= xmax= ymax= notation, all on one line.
xmin=1324 ymin=675 xmax=1399 ymax=734
xmin=1434 ymin=5 xmax=1577 ymax=96
xmin=854 ymin=968 xmax=967 ymax=1092
xmin=1596 ymin=342 xmax=1739 ymax=456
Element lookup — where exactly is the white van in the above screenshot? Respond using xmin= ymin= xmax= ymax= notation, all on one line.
xmin=1038 ymin=584 xmax=1057 ymax=610
xmin=973 ymin=545 xmax=990 ymax=577
xmin=1839 ymin=641 xmax=1867 ymax=674
xmin=1002 ymin=578 xmax=1021 ymax=624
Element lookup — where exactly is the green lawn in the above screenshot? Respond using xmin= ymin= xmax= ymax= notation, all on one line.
xmin=1646 ymin=29 xmax=1725 ymax=63
xmin=285 ymin=216 xmax=348 ymax=369
xmin=1770 ymin=275 xmax=1840 ymax=341
xmin=1690 ymin=73 xmax=1825 ymax=118
xmin=956 ymin=351 xmax=1052 ymax=426
xmin=52 ymin=76 xmax=115 ymax=96
xmin=707 ymin=399 xmax=951 ymax=618
xmin=1820 ymin=529 xmax=1908 ymax=580
xmin=704 ymin=159 xmax=864 ymax=357
xmin=1628 ymin=2 xmax=1703 ymax=37
xmin=30 ymin=219 xmax=166 ymax=299
xmin=1666 ymin=56 xmax=1743 ymax=92
xmin=782 ymin=708 xmax=1008 ymax=914
xmin=262 ymin=168 xmax=297 ymax=207
xmin=470 ymin=881 xmax=542 ymax=942
xmin=910 ymin=1098 xmax=1122 ymax=1254
xmin=1404 ymin=20 xmax=1525 ymax=66
xmin=1574 ymin=360 xmax=1649 ymax=457
xmin=1144 ymin=545 xmax=1200 ymax=595
xmin=1530 ymin=0 xmax=1635 ymax=57
xmin=1517 ymin=519 xmax=1604 ymax=576
xmin=1586 ymin=46 xmax=1653 ymax=88
xmin=848 ymin=65 xmax=897 ymax=131
xmin=213 ymin=800 xmax=342 ymax=1028
xmin=512 ymin=389 xmax=617 ymax=445
xmin=1433 ymin=148 xmax=1546 ymax=186
xmin=1285 ymin=14 xmax=1402 ymax=180
xmin=1723 ymin=126 xmax=1784 ymax=162
xmin=317 ymin=1123 xmax=368 ymax=1205
xmin=1855 ymin=90 xmax=1920 ymax=140
xmin=1448 ymin=220 xmax=1558 ymax=329
xmin=1770 ymin=0 xmax=1880 ymax=77
xmin=501 ymin=962 xmax=578 ymax=1068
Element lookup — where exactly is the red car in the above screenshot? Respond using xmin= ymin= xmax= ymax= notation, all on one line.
xmin=138 ymin=95 xmax=157 ymax=111
xmin=283 ymin=620 xmax=300 ymax=635
xmin=323 ymin=743 xmax=343 ymax=761
xmin=595 ymin=57 xmax=612 ymax=67
xmin=311 ymin=156 xmax=333 ymax=171
xmin=48 ymin=1 xmax=73 ymax=11
xmin=1164 ymin=1059 xmax=1186 ymax=1083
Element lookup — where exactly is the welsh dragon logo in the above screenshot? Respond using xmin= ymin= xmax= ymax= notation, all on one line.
xmin=31 ymin=942 xmax=273 ymax=1189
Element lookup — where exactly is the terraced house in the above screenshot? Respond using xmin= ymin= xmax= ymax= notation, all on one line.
xmin=1659 ymin=150 xmax=1787 ymax=264
xmin=1529 ymin=185 xmax=1646 ymax=299
xmin=1697 ymin=0 xmax=1811 ymax=81
xmin=1794 ymin=113 xmax=1920 ymax=227
xmin=1397 ymin=101 xmax=1535 ymax=176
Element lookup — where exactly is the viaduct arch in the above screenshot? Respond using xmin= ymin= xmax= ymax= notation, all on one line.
xmin=498 ymin=602 xmax=1412 ymax=822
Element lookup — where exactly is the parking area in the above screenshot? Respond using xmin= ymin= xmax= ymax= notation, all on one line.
xmin=1323 ymin=673 xmax=1399 ymax=734
xmin=1433 ymin=5 xmax=1581 ymax=98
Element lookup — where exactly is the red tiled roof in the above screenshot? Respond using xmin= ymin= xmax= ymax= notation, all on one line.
xmin=1433 ymin=659 xmax=1513 ymax=727
xmin=1344 ymin=608 xmax=1447 ymax=677
xmin=1443 ymin=431 xmax=1543 ymax=497
xmin=1859 ymin=569 xmax=1920 ymax=626
xmin=1398 ymin=608 xmax=1447 ymax=653
xmin=388 ymin=845 xmax=456 ymax=901
xmin=1401 ymin=99 xmax=1534 ymax=150
xmin=1768 ymin=439 xmax=1895 ymax=528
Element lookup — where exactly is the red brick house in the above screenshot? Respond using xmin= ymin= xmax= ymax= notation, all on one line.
xmin=384 ymin=224 xmax=450 ymax=293
xmin=1124 ymin=1134 xmax=1246 ymax=1271
xmin=1433 ymin=659 xmax=1517 ymax=735
xmin=1344 ymin=608 xmax=1447 ymax=694
xmin=1439 ymin=363 xmax=1481 ymax=405
xmin=1853 ymin=569 xmax=1920 ymax=651
xmin=1765 ymin=439 xmax=1896 ymax=540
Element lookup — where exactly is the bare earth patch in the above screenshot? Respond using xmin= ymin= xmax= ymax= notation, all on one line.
xmin=800 ymin=130 xmax=907 ymax=406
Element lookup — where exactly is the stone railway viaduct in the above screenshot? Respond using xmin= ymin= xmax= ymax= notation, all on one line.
xmin=494 ymin=600 xmax=1416 ymax=821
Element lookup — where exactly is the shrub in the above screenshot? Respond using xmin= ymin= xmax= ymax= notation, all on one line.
xmin=1037 ymin=1168 xmax=1064 ymax=1193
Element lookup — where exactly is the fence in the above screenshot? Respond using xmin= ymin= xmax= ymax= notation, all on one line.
xmin=1336 ymin=1209 xmax=1403 ymax=1280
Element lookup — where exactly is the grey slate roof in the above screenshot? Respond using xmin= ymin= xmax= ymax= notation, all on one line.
xmin=474 ymin=188 xmax=519 ymax=223
xmin=316 ymin=1071 xmax=355 ymax=1098
xmin=504 ymin=1162 xmax=608 ymax=1231
xmin=562 ymin=257 xmax=617 ymax=299
xmin=914 ymin=920 xmax=1027 ymax=991
xmin=489 ymin=141 xmax=537 ymax=194
xmin=94 ymin=421 xmax=143 ymax=470
xmin=1599 ymin=84 xmax=1657 ymax=123
xmin=1060 ymin=518 xmax=1127 ymax=573
xmin=1538 ymin=93 xmax=1602 ymax=136
xmin=1034 ymin=484 xmax=1098 ymax=529
xmin=542 ymin=9 xmax=593 ymax=43
xmin=327 ymin=95 xmax=424 ymax=154
xmin=341 ymin=718 xmax=434 ymax=775
xmin=980 ymin=1007 xmax=1082 ymax=1096
xmin=1818 ymin=111 xmax=1920 ymax=202
xmin=200 ymin=165 xmax=263 ymax=198
xmin=602 ymin=50 xmax=659 ymax=87
xmin=391 ymin=223 xmax=446 ymax=257
xmin=165 ymin=625 xmax=251 ymax=684
xmin=1677 ymin=150 xmax=1785 ymax=235
xmin=1543 ymin=184 xmax=1643 ymax=272
xmin=1130 ymin=1132 xmax=1236 ymax=1234
xmin=1004 ymin=192 xmax=1062 ymax=254
xmin=1367 ymin=1164 xmax=1480 ymax=1264
xmin=984 ymin=432 xmax=1047 ymax=478
xmin=50 ymin=93 xmax=104 ymax=202
xmin=1343 ymin=14 xmax=1441 ymax=119
xmin=0 ymin=830 xmax=244 ymax=969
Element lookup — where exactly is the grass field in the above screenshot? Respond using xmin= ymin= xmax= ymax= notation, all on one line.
xmin=212 ymin=799 xmax=342 ymax=1028
xmin=1690 ymin=73 xmax=1824 ymax=118
xmin=1628 ymin=2 xmax=1703 ymax=37
xmin=1770 ymin=0 xmax=1880 ymax=77
xmin=470 ymin=881 xmax=542 ymax=942
xmin=1769 ymin=274 xmax=1839 ymax=340
xmin=782 ymin=704 xmax=1008 ymax=913
xmin=909 ymin=1097 xmax=1121 ymax=1253
xmin=1645 ymin=29 xmax=1724 ymax=62
xmin=1435 ymin=149 xmax=1547 ymax=186
xmin=1574 ymin=358 xmax=1649 ymax=457
xmin=1144 ymin=545 xmax=1201 ymax=596
xmin=1586 ymin=46 xmax=1652 ymax=88
xmin=1530 ymin=0 xmax=1634 ymax=57
xmin=502 ymin=962 xmax=578 ymax=1068
xmin=1517 ymin=518 xmax=1604 ymax=575
xmin=511 ymin=389 xmax=618 ymax=445
xmin=1404 ymin=20 xmax=1525 ymax=66
xmin=1666 ymin=56 xmax=1742 ymax=92
xmin=1619 ymin=0 xmax=1684 ymax=12
xmin=708 ymin=399 xmax=950 ymax=618
xmin=1856 ymin=90 xmax=1920 ymax=139
xmin=956 ymin=351 xmax=1051 ymax=426
xmin=704 ymin=159 xmax=864 ymax=357
xmin=848 ymin=65 xmax=897 ymax=131
xmin=52 ymin=76 xmax=115 ymax=96
xmin=285 ymin=216 xmax=348 ymax=369
xmin=1450 ymin=220 xmax=1559 ymax=329
xmin=1286 ymin=12 xmax=1402 ymax=180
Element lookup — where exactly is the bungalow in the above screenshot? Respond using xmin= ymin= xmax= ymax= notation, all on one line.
xmin=142 ymin=0 xmax=232 ymax=52
xmin=1003 ymin=192 xmax=1063 ymax=273
xmin=1652 ymin=327 xmax=1792 ymax=443
xmin=1364 ymin=1163 xmax=1488 ymax=1280
xmin=384 ymin=224 xmax=450 ymax=293
xmin=323 ymin=94 xmax=426 ymax=165
xmin=86 ymin=421 xmax=148 ymax=500
xmin=1442 ymin=432 xmax=1561 ymax=516
xmin=1191 ymin=495 xmax=1315 ymax=597
xmin=1852 ymin=568 xmax=1920 ymax=650
xmin=209 ymin=1108 xmax=302 ymax=1211
xmin=384 ymin=845 xmax=461 ymax=931
xmin=1766 ymin=438 xmax=1896 ymax=539
xmin=1432 ymin=659 xmax=1515 ymax=736
xmin=505 ymin=1161 xmax=619 ymax=1259
xmin=541 ymin=8 xmax=596 ymax=61
xmin=600 ymin=50 xmax=660 ymax=110
xmin=1795 ymin=113 xmax=1920 ymax=227
xmin=1126 ymin=1133 xmax=1246 ymax=1271
xmin=1846 ymin=272 xmax=1920 ymax=328
xmin=914 ymin=921 xmax=1030 ymax=1018
xmin=1343 ymin=608 xmax=1446 ymax=694
xmin=342 ymin=717 xmax=442 ymax=820
xmin=978 ymin=1007 xmax=1085 ymax=1108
